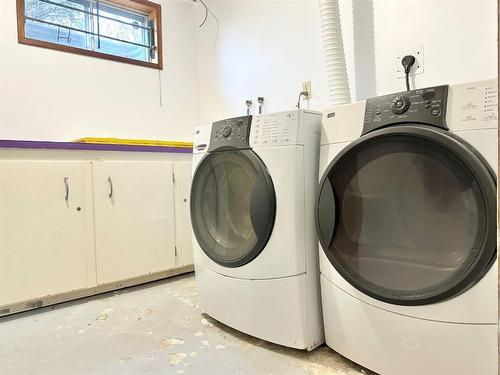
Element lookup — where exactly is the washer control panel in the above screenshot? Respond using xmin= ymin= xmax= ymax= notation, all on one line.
xmin=251 ymin=111 xmax=300 ymax=147
xmin=363 ymin=85 xmax=449 ymax=135
xmin=208 ymin=115 xmax=251 ymax=152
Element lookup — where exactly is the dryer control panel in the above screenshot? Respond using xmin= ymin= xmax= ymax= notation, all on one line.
xmin=208 ymin=115 xmax=251 ymax=152
xmin=447 ymin=80 xmax=498 ymax=132
xmin=250 ymin=111 xmax=300 ymax=147
xmin=363 ymin=85 xmax=448 ymax=135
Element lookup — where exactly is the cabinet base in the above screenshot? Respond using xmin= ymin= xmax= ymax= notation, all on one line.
xmin=0 ymin=265 xmax=194 ymax=318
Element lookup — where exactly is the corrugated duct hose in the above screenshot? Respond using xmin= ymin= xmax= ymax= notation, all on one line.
xmin=319 ymin=0 xmax=351 ymax=105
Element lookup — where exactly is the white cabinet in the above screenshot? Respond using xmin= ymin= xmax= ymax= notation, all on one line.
xmin=0 ymin=161 xmax=94 ymax=306
xmin=174 ymin=160 xmax=193 ymax=267
xmin=92 ymin=161 xmax=176 ymax=284
xmin=0 ymin=150 xmax=193 ymax=315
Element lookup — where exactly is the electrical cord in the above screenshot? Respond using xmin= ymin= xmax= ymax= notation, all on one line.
xmin=206 ymin=3 xmax=219 ymax=47
xmin=198 ymin=0 xmax=208 ymax=28
xmin=297 ymin=91 xmax=309 ymax=109
xmin=401 ymin=55 xmax=416 ymax=91
xmin=198 ymin=0 xmax=219 ymax=47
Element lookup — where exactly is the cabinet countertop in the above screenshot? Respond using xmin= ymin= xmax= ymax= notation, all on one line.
xmin=0 ymin=140 xmax=193 ymax=153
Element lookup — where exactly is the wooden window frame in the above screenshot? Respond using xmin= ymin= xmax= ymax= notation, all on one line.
xmin=16 ymin=0 xmax=163 ymax=69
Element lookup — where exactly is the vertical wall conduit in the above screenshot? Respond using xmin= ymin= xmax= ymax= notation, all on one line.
xmin=319 ymin=0 xmax=351 ymax=105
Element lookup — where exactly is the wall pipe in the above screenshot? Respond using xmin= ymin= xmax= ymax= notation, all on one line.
xmin=319 ymin=0 xmax=351 ymax=105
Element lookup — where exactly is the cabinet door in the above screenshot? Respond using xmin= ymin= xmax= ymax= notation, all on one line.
xmin=93 ymin=161 xmax=176 ymax=284
xmin=0 ymin=161 xmax=91 ymax=306
xmin=174 ymin=160 xmax=193 ymax=267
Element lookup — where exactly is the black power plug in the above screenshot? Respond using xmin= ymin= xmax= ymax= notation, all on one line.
xmin=401 ymin=55 xmax=416 ymax=91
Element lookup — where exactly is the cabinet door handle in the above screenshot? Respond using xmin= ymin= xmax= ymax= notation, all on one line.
xmin=108 ymin=176 xmax=113 ymax=199
xmin=64 ymin=177 xmax=69 ymax=201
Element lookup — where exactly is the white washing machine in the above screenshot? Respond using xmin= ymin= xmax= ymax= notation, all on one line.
xmin=191 ymin=110 xmax=324 ymax=350
xmin=316 ymin=80 xmax=498 ymax=374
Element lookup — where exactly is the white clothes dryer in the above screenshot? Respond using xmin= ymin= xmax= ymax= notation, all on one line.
xmin=316 ymin=80 xmax=498 ymax=374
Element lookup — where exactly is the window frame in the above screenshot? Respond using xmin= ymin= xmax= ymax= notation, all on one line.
xmin=16 ymin=0 xmax=163 ymax=69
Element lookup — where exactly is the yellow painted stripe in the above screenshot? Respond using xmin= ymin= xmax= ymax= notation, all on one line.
xmin=73 ymin=137 xmax=193 ymax=148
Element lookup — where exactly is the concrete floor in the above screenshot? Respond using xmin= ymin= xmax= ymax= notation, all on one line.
xmin=0 ymin=273 xmax=373 ymax=375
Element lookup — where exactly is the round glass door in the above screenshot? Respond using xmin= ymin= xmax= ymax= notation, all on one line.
xmin=316 ymin=125 xmax=496 ymax=305
xmin=191 ymin=150 xmax=276 ymax=268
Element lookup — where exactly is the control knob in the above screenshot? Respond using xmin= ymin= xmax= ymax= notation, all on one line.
xmin=222 ymin=125 xmax=232 ymax=138
xmin=390 ymin=96 xmax=411 ymax=114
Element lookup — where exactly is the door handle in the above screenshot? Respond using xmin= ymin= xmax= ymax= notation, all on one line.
xmin=108 ymin=176 xmax=113 ymax=199
xmin=64 ymin=177 xmax=69 ymax=201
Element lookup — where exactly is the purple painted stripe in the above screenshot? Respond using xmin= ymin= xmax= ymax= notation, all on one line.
xmin=0 ymin=140 xmax=193 ymax=154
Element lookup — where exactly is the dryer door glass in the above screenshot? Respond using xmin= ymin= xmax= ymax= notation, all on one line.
xmin=316 ymin=126 xmax=496 ymax=305
xmin=191 ymin=150 xmax=276 ymax=268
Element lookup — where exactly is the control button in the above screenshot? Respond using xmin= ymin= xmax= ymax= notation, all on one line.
xmin=222 ymin=125 xmax=232 ymax=137
xmin=425 ymin=104 xmax=431 ymax=109
xmin=237 ymin=120 xmax=244 ymax=126
xmin=390 ymin=96 xmax=411 ymax=114
xmin=431 ymin=108 xmax=441 ymax=116
xmin=422 ymin=90 xmax=436 ymax=101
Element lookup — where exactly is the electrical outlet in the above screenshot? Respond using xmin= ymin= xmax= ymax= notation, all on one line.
xmin=302 ymin=80 xmax=312 ymax=99
xmin=395 ymin=45 xmax=424 ymax=78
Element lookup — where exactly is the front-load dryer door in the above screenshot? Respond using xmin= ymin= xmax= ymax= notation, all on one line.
xmin=316 ymin=125 xmax=496 ymax=306
xmin=191 ymin=149 xmax=276 ymax=268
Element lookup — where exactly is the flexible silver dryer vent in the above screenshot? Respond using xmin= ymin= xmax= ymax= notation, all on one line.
xmin=319 ymin=0 xmax=351 ymax=105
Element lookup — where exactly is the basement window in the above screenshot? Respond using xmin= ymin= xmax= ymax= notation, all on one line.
xmin=16 ymin=0 xmax=162 ymax=69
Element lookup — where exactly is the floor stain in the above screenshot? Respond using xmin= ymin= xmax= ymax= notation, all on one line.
xmin=168 ymin=352 xmax=187 ymax=366
xmin=201 ymin=318 xmax=214 ymax=328
xmin=159 ymin=338 xmax=185 ymax=349
xmin=95 ymin=308 xmax=114 ymax=321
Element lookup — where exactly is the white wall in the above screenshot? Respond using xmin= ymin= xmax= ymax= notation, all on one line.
xmin=196 ymin=0 xmax=335 ymax=123
xmin=0 ymin=0 xmax=200 ymax=142
xmin=373 ymin=0 xmax=498 ymax=95
xmin=0 ymin=0 xmax=497 ymax=140
xmin=196 ymin=0 xmax=497 ymax=124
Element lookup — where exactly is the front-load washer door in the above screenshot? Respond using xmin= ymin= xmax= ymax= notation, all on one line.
xmin=191 ymin=149 xmax=276 ymax=268
xmin=316 ymin=125 xmax=496 ymax=306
